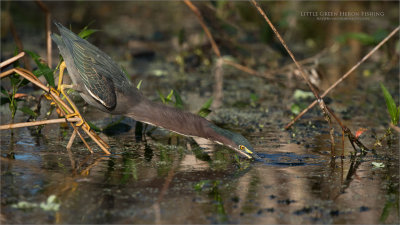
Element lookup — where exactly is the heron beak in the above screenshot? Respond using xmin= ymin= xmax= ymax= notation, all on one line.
xmin=237 ymin=146 xmax=262 ymax=160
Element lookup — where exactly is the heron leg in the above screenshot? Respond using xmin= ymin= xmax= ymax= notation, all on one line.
xmin=44 ymin=61 xmax=66 ymax=102
xmin=60 ymin=84 xmax=90 ymax=130
xmin=57 ymin=61 xmax=67 ymax=92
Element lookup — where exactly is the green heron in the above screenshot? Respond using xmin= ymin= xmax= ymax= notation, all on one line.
xmin=51 ymin=22 xmax=260 ymax=159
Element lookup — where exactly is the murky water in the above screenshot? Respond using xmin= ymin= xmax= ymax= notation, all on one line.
xmin=1 ymin=1 xmax=399 ymax=224
xmin=1 ymin=101 xmax=398 ymax=224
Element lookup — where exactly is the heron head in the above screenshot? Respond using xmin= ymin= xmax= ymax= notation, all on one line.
xmin=209 ymin=124 xmax=261 ymax=160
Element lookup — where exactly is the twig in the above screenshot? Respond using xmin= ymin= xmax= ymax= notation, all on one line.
xmin=89 ymin=130 xmax=110 ymax=149
xmin=326 ymin=105 xmax=369 ymax=151
xmin=0 ymin=52 xmax=25 ymax=68
xmin=1 ymin=64 xmax=109 ymax=154
xmin=0 ymin=117 xmax=80 ymax=130
xmin=250 ymin=0 xmax=322 ymax=100
xmin=183 ymin=0 xmax=221 ymax=57
xmin=184 ymin=0 xmax=225 ymax=110
xmin=285 ymin=26 xmax=400 ymax=129
xmin=250 ymin=0 xmax=371 ymax=153
xmin=222 ymin=58 xmax=272 ymax=79
xmin=82 ymin=126 xmax=110 ymax=154
xmin=66 ymin=130 xmax=77 ymax=150
xmin=35 ymin=0 xmax=52 ymax=68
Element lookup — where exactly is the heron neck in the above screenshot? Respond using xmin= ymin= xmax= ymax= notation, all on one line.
xmin=126 ymin=98 xmax=214 ymax=139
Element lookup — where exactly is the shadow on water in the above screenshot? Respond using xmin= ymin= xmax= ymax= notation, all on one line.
xmin=256 ymin=152 xmax=321 ymax=167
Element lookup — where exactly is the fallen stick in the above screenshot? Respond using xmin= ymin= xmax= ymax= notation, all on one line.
xmin=0 ymin=52 xmax=25 ymax=68
xmin=0 ymin=117 xmax=80 ymax=130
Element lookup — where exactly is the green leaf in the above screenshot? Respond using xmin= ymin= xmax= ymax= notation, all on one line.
xmin=1 ymin=86 xmax=9 ymax=97
xmin=201 ymin=97 xmax=213 ymax=109
xmin=19 ymin=106 xmax=37 ymax=117
xmin=78 ymin=29 xmax=98 ymax=39
xmin=157 ymin=90 xmax=166 ymax=104
xmin=1 ymin=97 xmax=10 ymax=105
xmin=136 ymin=80 xmax=143 ymax=90
xmin=9 ymin=74 xmax=21 ymax=86
xmin=26 ymin=50 xmax=55 ymax=87
xmin=336 ymin=31 xmax=384 ymax=46
xmin=166 ymin=90 xmax=174 ymax=102
xmin=380 ymin=83 xmax=399 ymax=125
xmin=78 ymin=22 xmax=98 ymax=39
xmin=173 ymin=89 xmax=184 ymax=109
xmin=198 ymin=108 xmax=212 ymax=118
xmin=197 ymin=97 xmax=213 ymax=117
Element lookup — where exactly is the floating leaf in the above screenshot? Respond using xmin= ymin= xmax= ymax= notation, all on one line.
xmin=12 ymin=201 xmax=38 ymax=209
xmin=293 ymin=89 xmax=314 ymax=100
xmin=371 ymin=162 xmax=385 ymax=168
xmin=40 ymin=195 xmax=60 ymax=211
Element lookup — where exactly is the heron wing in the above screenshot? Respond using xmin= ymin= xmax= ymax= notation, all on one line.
xmin=68 ymin=41 xmax=117 ymax=110
xmin=55 ymin=22 xmax=131 ymax=92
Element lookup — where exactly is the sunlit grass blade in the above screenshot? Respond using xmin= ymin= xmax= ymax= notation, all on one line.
xmin=197 ymin=97 xmax=213 ymax=117
xmin=380 ymin=83 xmax=399 ymax=125
xmin=173 ymin=89 xmax=184 ymax=109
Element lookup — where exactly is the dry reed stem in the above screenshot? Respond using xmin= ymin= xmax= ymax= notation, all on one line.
xmin=67 ymin=130 xmax=77 ymax=149
xmin=46 ymin=93 xmax=94 ymax=153
xmin=223 ymin=48 xmax=326 ymax=82
xmin=285 ymin=26 xmax=400 ymax=129
xmin=88 ymin=130 xmax=110 ymax=149
xmin=183 ymin=0 xmax=221 ymax=57
xmin=82 ymin=126 xmax=110 ymax=154
xmin=0 ymin=52 xmax=25 ymax=68
xmin=35 ymin=0 xmax=52 ymax=68
xmin=1 ymin=63 xmax=109 ymax=154
xmin=250 ymin=0 xmax=322 ymax=100
xmin=250 ymin=0 xmax=371 ymax=152
xmin=0 ymin=118 xmax=80 ymax=130
xmin=222 ymin=59 xmax=263 ymax=77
